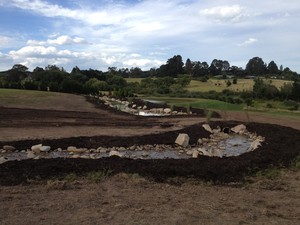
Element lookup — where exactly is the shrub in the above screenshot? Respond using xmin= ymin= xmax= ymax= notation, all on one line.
xmin=284 ymin=100 xmax=299 ymax=110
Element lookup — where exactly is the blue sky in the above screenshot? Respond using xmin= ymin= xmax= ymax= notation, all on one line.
xmin=0 ymin=0 xmax=299 ymax=72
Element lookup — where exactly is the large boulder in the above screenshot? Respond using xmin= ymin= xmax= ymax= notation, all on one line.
xmin=175 ymin=133 xmax=190 ymax=148
xmin=31 ymin=144 xmax=42 ymax=154
xmin=231 ymin=124 xmax=247 ymax=134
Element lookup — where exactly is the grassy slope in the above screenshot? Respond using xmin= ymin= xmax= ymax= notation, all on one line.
xmin=0 ymin=89 xmax=56 ymax=106
xmin=126 ymin=78 xmax=292 ymax=93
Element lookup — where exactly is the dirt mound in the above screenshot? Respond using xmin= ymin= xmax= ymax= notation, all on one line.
xmin=1 ymin=121 xmax=299 ymax=186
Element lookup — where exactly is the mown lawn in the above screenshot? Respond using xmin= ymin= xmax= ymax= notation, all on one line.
xmin=142 ymin=97 xmax=243 ymax=111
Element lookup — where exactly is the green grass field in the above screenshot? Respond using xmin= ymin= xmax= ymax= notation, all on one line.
xmin=186 ymin=78 xmax=292 ymax=92
xmin=141 ymin=97 xmax=243 ymax=111
xmin=0 ymin=89 xmax=55 ymax=105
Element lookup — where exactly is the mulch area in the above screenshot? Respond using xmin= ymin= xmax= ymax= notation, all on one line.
xmin=1 ymin=121 xmax=299 ymax=186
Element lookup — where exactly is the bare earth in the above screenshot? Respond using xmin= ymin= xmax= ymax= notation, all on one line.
xmin=0 ymin=93 xmax=299 ymax=225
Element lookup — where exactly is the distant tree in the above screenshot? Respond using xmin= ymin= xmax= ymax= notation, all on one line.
xmin=106 ymin=75 xmax=127 ymax=90
xmin=185 ymin=58 xmax=193 ymax=75
xmin=12 ymin=64 xmax=28 ymax=72
xmin=291 ymin=82 xmax=300 ymax=101
xmin=226 ymin=80 xmax=232 ymax=87
xmin=245 ymin=57 xmax=266 ymax=76
xmin=267 ymin=61 xmax=279 ymax=74
xmin=159 ymin=55 xmax=184 ymax=77
xmin=129 ymin=67 xmax=143 ymax=78
xmin=280 ymin=82 xmax=293 ymax=100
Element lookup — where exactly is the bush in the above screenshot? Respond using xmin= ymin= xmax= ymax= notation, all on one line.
xmin=284 ymin=100 xmax=299 ymax=110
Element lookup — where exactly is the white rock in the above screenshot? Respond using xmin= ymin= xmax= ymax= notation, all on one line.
xmin=109 ymin=150 xmax=123 ymax=158
xmin=40 ymin=146 xmax=51 ymax=152
xmin=0 ymin=157 xmax=8 ymax=164
xmin=67 ymin=146 xmax=77 ymax=152
xmin=186 ymin=150 xmax=193 ymax=155
xmin=192 ymin=150 xmax=199 ymax=158
xmin=231 ymin=124 xmax=247 ymax=134
xmin=3 ymin=145 xmax=15 ymax=151
xmin=202 ymin=124 xmax=213 ymax=133
xmin=27 ymin=151 xmax=36 ymax=159
xmin=198 ymin=148 xmax=212 ymax=157
xmin=175 ymin=133 xmax=190 ymax=148
xmin=31 ymin=144 xmax=42 ymax=153
xmin=211 ymin=149 xmax=223 ymax=158
xmin=164 ymin=108 xmax=172 ymax=114
xmin=248 ymin=139 xmax=263 ymax=151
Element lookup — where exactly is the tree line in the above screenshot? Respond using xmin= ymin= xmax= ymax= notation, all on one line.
xmin=0 ymin=55 xmax=299 ymax=103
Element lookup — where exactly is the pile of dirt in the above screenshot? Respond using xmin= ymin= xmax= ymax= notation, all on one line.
xmin=1 ymin=121 xmax=299 ymax=186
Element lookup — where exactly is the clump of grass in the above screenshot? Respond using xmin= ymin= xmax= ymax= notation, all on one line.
xmin=87 ymin=170 xmax=112 ymax=183
xmin=205 ymin=110 xmax=213 ymax=123
xmin=290 ymin=155 xmax=300 ymax=170
xmin=256 ymin=167 xmax=281 ymax=180
xmin=65 ymin=173 xmax=77 ymax=182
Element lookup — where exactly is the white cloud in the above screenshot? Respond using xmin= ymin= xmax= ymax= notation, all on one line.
xmin=27 ymin=35 xmax=87 ymax=46
xmin=200 ymin=5 xmax=247 ymax=23
xmin=123 ymin=58 xmax=163 ymax=68
xmin=238 ymin=38 xmax=258 ymax=47
xmin=0 ymin=35 xmax=15 ymax=47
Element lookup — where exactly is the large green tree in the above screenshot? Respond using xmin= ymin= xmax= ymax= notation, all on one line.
xmin=245 ymin=57 xmax=266 ymax=75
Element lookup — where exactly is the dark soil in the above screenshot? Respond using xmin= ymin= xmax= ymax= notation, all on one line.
xmin=1 ymin=121 xmax=299 ymax=186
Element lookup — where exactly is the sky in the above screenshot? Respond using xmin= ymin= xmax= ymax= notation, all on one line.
xmin=0 ymin=0 xmax=299 ymax=72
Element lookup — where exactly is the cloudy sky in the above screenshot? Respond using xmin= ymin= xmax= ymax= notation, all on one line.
xmin=0 ymin=0 xmax=299 ymax=72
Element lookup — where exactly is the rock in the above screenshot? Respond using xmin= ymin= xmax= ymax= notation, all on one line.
xmin=175 ymin=133 xmax=190 ymax=148
xmin=67 ymin=146 xmax=77 ymax=152
xmin=142 ymin=152 xmax=149 ymax=157
xmin=31 ymin=144 xmax=42 ymax=153
xmin=197 ymin=138 xmax=203 ymax=145
xmin=0 ymin=157 xmax=8 ymax=164
xmin=231 ymin=124 xmax=247 ymax=134
xmin=80 ymin=155 xmax=90 ymax=159
xmin=71 ymin=154 xmax=80 ymax=159
xmin=211 ymin=149 xmax=223 ymax=158
xmin=40 ymin=146 xmax=51 ymax=152
xmin=164 ymin=108 xmax=172 ymax=114
xmin=142 ymin=105 xmax=147 ymax=110
xmin=192 ymin=150 xmax=199 ymax=158
xmin=27 ymin=151 xmax=35 ymax=159
xmin=198 ymin=148 xmax=212 ymax=157
xmin=186 ymin=150 xmax=193 ymax=155
xmin=3 ymin=145 xmax=15 ymax=151
xmin=202 ymin=124 xmax=213 ymax=133
xmin=109 ymin=150 xmax=123 ymax=158
xmin=118 ymin=147 xmax=126 ymax=151
xmin=212 ymin=126 xmax=221 ymax=134
xmin=248 ymin=139 xmax=263 ymax=151
xmin=67 ymin=146 xmax=85 ymax=153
